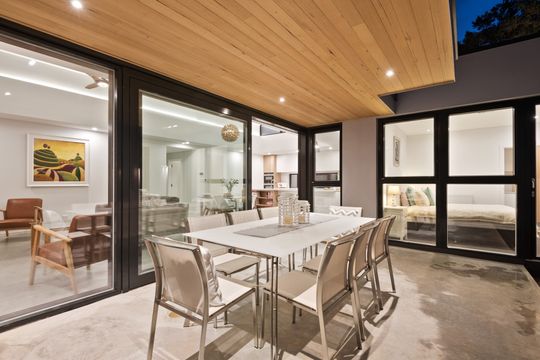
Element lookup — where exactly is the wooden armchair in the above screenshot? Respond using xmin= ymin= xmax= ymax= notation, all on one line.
xmin=0 ymin=198 xmax=42 ymax=237
xmin=29 ymin=213 xmax=112 ymax=294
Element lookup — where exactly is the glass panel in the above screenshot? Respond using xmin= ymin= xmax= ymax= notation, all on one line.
xmin=251 ymin=119 xmax=298 ymax=208
xmin=382 ymin=184 xmax=436 ymax=245
xmin=315 ymin=131 xmax=340 ymax=181
xmin=139 ymin=93 xmax=247 ymax=274
xmin=0 ymin=36 xmax=114 ymax=324
xmin=449 ymin=108 xmax=514 ymax=176
xmin=384 ymin=119 xmax=434 ymax=177
xmin=456 ymin=0 xmax=540 ymax=54
xmin=313 ymin=186 xmax=341 ymax=213
xmin=447 ymin=184 xmax=516 ymax=255
xmin=536 ymin=104 xmax=540 ymax=257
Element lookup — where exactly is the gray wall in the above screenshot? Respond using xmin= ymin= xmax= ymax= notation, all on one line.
xmin=342 ymin=117 xmax=377 ymax=217
xmin=342 ymin=37 xmax=540 ymax=216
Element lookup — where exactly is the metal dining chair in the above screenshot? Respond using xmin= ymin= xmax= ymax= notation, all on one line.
xmin=261 ymin=232 xmax=362 ymax=360
xmin=226 ymin=209 xmax=260 ymax=224
xmin=369 ymin=216 xmax=396 ymax=309
xmin=257 ymin=206 xmax=278 ymax=219
xmin=145 ymin=236 xmax=258 ymax=360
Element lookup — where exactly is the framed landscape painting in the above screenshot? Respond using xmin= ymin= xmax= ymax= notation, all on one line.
xmin=27 ymin=134 xmax=89 ymax=187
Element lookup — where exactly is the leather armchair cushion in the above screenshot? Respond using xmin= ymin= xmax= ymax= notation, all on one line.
xmin=6 ymin=198 xmax=42 ymax=219
xmin=0 ymin=218 xmax=34 ymax=230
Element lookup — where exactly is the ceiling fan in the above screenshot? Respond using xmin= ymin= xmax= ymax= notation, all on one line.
xmin=85 ymin=74 xmax=109 ymax=89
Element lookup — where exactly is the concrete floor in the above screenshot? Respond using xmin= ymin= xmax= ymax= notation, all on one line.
xmin=0 ymin=247 xmax=538 ymax=359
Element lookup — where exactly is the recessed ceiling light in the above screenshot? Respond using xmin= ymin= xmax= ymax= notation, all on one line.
xmin=315 ymin=144 xmax=320 ymax=149
xmin=28 ymin=59 xmax=36 ymax=66
xmin=172 ymin=124 xmax=178 ymax=128
xmin=329 ymin=146 xmax=333 ymax=150
xmin=96 ymin=80 xmax=108 ymax=88
xmin=222 ymin=108 xmax=230 ymax=115
xmin=427 ymin=129 xmax=431 ymax=132
xmin=385 ymin=69 xmax=395 ymax=77
xmin=71 ymin=0 xmax=83 ymax=9
xmin=535 ymin=115 xmax=539 ymax=119
xmin=91 ymin=127 xmax=98 ymax=131
xmin=4 ymin=91 xmax=11 ymax=96
xmin=279 ymin=96 xmax=285 ymax=103
xmin=267 ymin=152 xmax=271 ymax=155
xmin=181 ymin=141 xmax=190 ymax=145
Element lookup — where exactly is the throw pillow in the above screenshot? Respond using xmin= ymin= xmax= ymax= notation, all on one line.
xmin=198 ymin=245 xmax=225 ymax=307
xmin=406 ymin=187 xmax=416 ymax=206
xmin=413 ymin=189 xmax=430 ymax=206
xmin=400 ymin=192 xmax=409 ymax=206
xmin=423 ymin=187 xmax=435 ymax=206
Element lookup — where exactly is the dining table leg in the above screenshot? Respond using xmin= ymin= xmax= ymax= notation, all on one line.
xmin=270 ymin=256 xmax=279 ymax=359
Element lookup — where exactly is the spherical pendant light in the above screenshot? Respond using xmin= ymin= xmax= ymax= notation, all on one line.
xmin=221 ymin=123 xmax=240 ymax=142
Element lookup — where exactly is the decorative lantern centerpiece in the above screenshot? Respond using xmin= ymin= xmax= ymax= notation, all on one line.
xmin=221 ymin=123 xmax=240 ymax=142
xmin=278 ymin=193 xmax=298 ymax=227
xmin=297 ymin=200 xmax=310 ymax=224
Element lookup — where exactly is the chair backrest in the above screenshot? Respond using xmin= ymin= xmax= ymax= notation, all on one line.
xmin=145 ymin=236 xmax=208 ymax=315
xmin=329 ymin=205 xmax=363 ymax=217
xmin=316 ymin=233 xmax=355 ymax=309
xmin=349 ymin=222 xmax=378 ymax=280
xmin=372 ymin=216 xmax=395 ymax=260
xmin=258 ymin=206 xmax=278 ymax=219
xmin=227 ymin=209 xmax=260 ymax=224
xmin=187 ymin=214 xmax=227 ymax=232
xmin=6 ymin=198 xmax=42 ymax=219
xmin=69 ymin=213 xmax=111 ymax=234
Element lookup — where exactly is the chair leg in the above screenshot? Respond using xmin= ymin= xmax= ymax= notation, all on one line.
xmin=352 ymin=281 xmax=365 ymax=344
xmin=318 ymin=312 xmax=330 ymax=360
xmin=288 ymin=254 xmax=292 ymax=271
xmin=266 ymin=258 xmax=270 ymax=282
xmin=147 ymin=302 xmax=159 ymax=360
xmin=29 ymin=260 xmax=37 ymax=285
xmin=368 ymin=271 xmax=380 ymax=314
xmin=198 ymin=317 xmax=208 ymax=360
xmin=387 ymin=255 xmax=396 ymax=292
xmin=255 ymin=262 xmax=260 ymax=306
xmin=5 ymin=230 xmax=8 ymax=237
xmin=373 ymin=263 xmax=383 ymax=310
xmin=292 ymin=306 xmax=296 ymax=324
xmin=260 ymin=290 xmax=266 ymax=347
xmin=252 ymin=291 xmax=258 ymax=348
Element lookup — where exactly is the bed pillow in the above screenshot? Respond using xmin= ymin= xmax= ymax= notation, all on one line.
xmin=406 ymin=187 xmax=416 ymax=206
xmin=198 ymin=245 xmax=225 ymax=307
xmin=400 ymin=192 xmax=409 ymax=206
xmin=414 ymin=189 xmax=430 ymax=206
xmin=423 ymin=187 xmax=435 ymax=206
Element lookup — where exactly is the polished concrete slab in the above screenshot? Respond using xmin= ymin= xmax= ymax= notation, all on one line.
xmin=0 ymin=247 xmax=538 ymax=359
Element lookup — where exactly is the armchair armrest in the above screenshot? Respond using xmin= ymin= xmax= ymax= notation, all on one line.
xmin=34 ymin=206 xmax=43 ymax=224
xmin=0 ymin=209 xmax=5 ymax=220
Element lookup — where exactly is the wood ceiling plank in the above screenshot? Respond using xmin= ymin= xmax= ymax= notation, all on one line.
xmin=0 ymin=0 xmax=455 ymax=126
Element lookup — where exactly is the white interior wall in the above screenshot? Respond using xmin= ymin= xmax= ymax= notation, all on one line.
xmin=384 ymin=125 xmax=407 ymax=176
xmin=0 ymin=117 xmax=109 ymax=215
xmin=316 ymin=150 xmax=340 ymax=172
xmin=252 ymin=155 xmax=264 ymax=189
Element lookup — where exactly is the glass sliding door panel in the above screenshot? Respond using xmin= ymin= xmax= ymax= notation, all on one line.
xmin=313 ymin=186 xmax=341 ymax=213
xmin=384 ymin=119 xmax=434 ymax=177
xmin=447 ymin=184 xmax=516 ymax=255
xmin=382 ymin=184 xmax=436 ymax=245
xmin=449 ymin=108 xmax=514 ymax=176
xmin=315 ymin=131 xmax=340 ymax=181
xmin=0 ymin=36 xmax=114 ymax=325
xmin=139 ymin=92 xmax=247 ymax=274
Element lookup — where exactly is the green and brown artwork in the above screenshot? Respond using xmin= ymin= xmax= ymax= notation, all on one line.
xmin=33 ymin=138 xmax=86 ymax=182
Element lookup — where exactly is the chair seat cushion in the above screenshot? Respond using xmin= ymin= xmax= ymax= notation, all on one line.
xmin=264 ymin=270 xmax=317 ymax=310
xmin=214 ymin=253 xmax=259 ymax=275
xmin=37 ymin=241 xmax=66 ymax=265
xmin=302 ymin=255 xmax=322 ymax=273
xmin=0 ymin=218 xmax=33 ymax=230
xmin=209 ymin=277 xmax=253 ymax=316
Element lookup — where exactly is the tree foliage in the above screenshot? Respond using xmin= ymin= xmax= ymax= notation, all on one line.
xmin=459 ymin=0 xmax=540 ymax=53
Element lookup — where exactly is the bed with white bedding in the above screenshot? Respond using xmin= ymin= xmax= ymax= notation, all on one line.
xmin=407 ymin=204 xmax=516 ymax=230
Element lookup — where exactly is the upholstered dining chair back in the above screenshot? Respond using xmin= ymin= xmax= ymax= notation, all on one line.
xmin=257 ymin=206 xmax=278 ymax=219
xmin=145 ymin=236 xmax=208 ymax=315
xmin=349 ymin=222 xmax=378 ymax=279
xmin=316 ymin=233 xmax=355 ymax=308
xmin=329 ymin=205 xmax=363 ymax=217
xmin=5 ymin=198 xmax=42 ymax=219
xmin=227 ymin=209 xmax=260 ymax=225
xmin=372 ymin=216 xmax=395 ymax=260
xmin=188 ymin=213 xmax=227 ymax=231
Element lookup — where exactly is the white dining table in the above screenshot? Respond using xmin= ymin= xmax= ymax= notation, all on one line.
xmin=184 ymin=213 xmax=375 ymax=359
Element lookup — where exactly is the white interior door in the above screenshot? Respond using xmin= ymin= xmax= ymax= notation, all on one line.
xmin=167 ymin=160 xmax=182 ymax=198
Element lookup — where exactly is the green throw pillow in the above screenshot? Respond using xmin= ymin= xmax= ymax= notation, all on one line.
xmin=406 ymin=187 xmax=416 ymax=206
xmin=423 ymin=187 xmax=435 ymax=206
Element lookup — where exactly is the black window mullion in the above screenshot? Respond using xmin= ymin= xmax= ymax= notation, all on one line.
xmin=437 ymin=112 xmax=448 ymax=249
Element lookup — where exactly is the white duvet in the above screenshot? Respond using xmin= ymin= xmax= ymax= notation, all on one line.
xmin=407 ymin=204 xmax=516 ymax=225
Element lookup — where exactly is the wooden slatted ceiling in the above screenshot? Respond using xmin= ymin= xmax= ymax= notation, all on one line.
xmin=0 ymin=0 xmax=455 ymax=126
